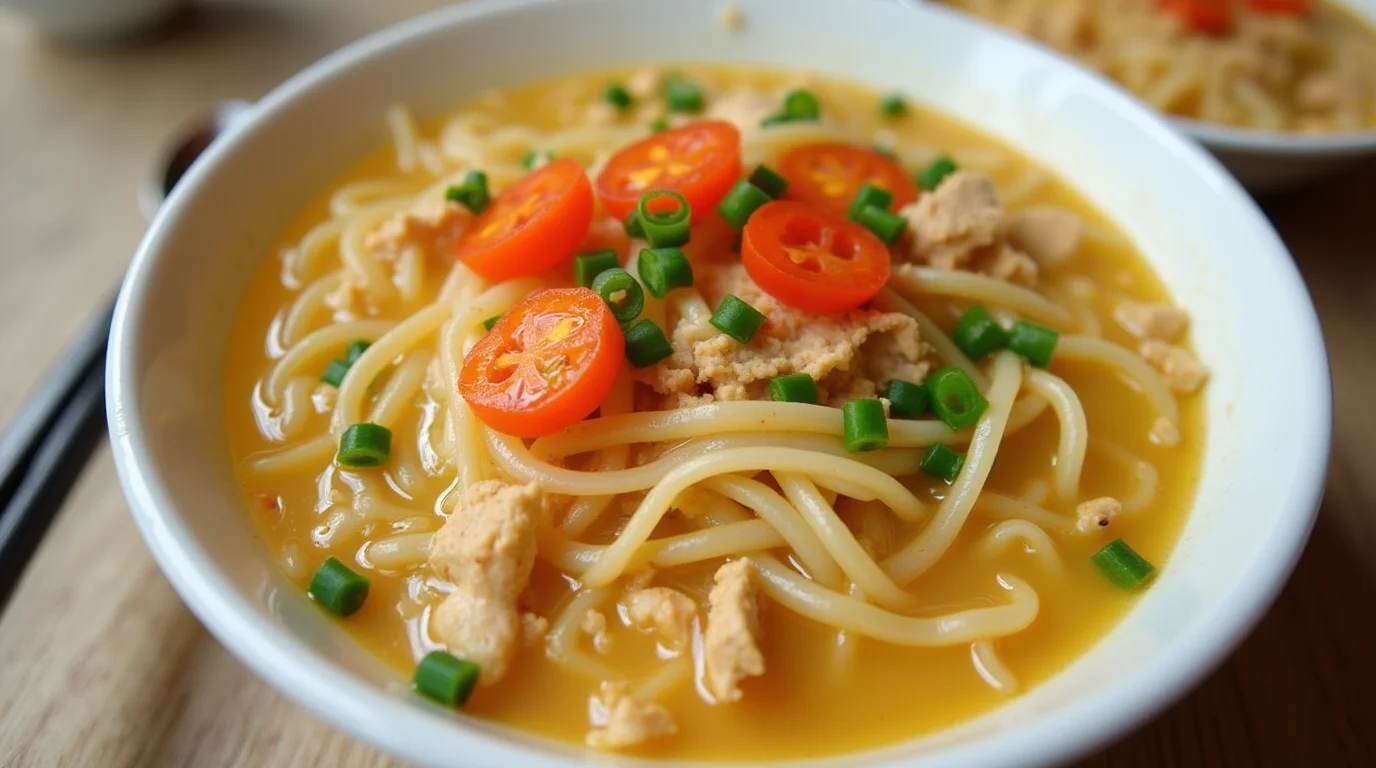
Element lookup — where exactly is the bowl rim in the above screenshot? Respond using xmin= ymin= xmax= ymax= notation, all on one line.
xmin=106 ymin=0 xmax=1333 ymax=766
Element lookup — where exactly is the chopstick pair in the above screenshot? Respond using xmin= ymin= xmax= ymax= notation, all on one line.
xmin=0 ymin=301 xmax=115 ymax=612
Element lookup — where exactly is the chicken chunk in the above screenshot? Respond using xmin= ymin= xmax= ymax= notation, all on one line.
xmin=1139 ymin=340 xmax=1208 ymax=393
xmin=624 ymin=587 xmax=697 ymax=648
xmin=1001 ymin=205 xmax=1083 ymax=267
xmin=973 ymin=242 xmax=1039 ymax=288
xmin=1149 ymin=416 xmax=1181 ymax=447
xmin=1114 ymin=300 xmax=1189 ymax=341
xmin=427 ymin=480 xmax=542 ymax=684
xmin=703 ymin=559 xmax=764 ymax=703
xmin=633 ymin=263 xmax=931 ymax=407
xmin=365 ymin=198 xmax=472 ymax=263
xmin=586 ymin=682 xmax=677 ymax=750
xmin=581 ymin=609 xmax=614 ymax=654
xmin=1075 ymin=497 xmax=1122 ymax=535
xmin=898 ymin=171 xmax=1003 ymax=269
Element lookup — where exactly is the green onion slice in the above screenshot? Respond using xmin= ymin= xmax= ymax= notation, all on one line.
xmin=482 ymin=314 xmax=502 ymax=332
xmin=337 ymin=422 xmax=392 ymax=467
xmin=769 ymin=373 xmax=820 ymax=404
xmin=637 ymin=247 xmax=694 ymax=298
xmin=748 ymin=164 xmax=789 ymax=199
xmin=320 ymin=359 xmax=351 ymax=388
xmin=925 ymin=367 xmax=988 ymax=431
xmin=953 ymin=305 xmax=1010 ymax=362
xmin=842 ymin=399 xmax=889 ymax=452
xmin=574 ymin=248 xmax=621 ymax=288
xmin=444 ymin=170 xmax=490 ymax=214
xmin=710 ymin=294 xmax=767 ymax=343
xmin=847 ymin=183 xmax=895 ymax=221
xmin=637 ymin=190 xmax=692 ymax=248
xmin=855 ymin=205 xmax=907 ymax=244
xmin=309 ymin=557 xmax=370 ymax=617
xmin=604 ymin=82 xmax=633 ymax=111
xmin=414 ymin=650 xmax=481 ymax=707
xmin=1092 ymin=539 xmax=1157 ymax=589
xmin=883 ymin=379 xmax=929 ymax=419
xmin=717 ymin=180 xmax=771 ymax=231
xmin=880 ymin=93 xmax=908 ymax=118
xmin=920 ymin=443 xmax=965 ymax=484
xmin=1009 ymin=320 xmax=1059 ymax=368
xmin=917 ymin=156 xmax=958 ymax=192
xmin=591 ymin=268 xmax=645 ymax=326
xmin=624 ymin=318 xmax=674 ymax=368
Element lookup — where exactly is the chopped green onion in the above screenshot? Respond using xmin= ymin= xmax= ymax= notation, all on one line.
xmin=482 ymin=314 xmax=502 ymax=331
xmin=591 ymin=268 xmax=645 ymax=326
xmin=623 ymin=208 xmax=646 ymax=238
xmin=717 ymin=180 xmax=772 ymax=231
xmin=917 ymin=156 xmax=958 ymax=192
xmin=1092 ymin=539 xmax=1157 ymax=589
xmin=710 ymin=294 xmax=767 ymax=343
xmin=413 ymin=650 xmax=480 ymax=707
xmin=769 ymin=373 xmax=820 ymax=404
xmin=574 ymin=248 xmax=621 ymax=288
xmin=604 ymin=82 xmax=633 ymax=111
xmin=920 ymin=443 xmax=965 ymax=484
xmin=925 ymin=367 xmax=988 ymax=431
xmin=637 ymin=190 xmax=692 ymax=248
xmin=521 ymin=149 xmax=553 ymax=169
xmin=444 ymin=170 xmax=490 ymax=214
xmin=649 ymin=116 xmax=670 ymax=133
xmin=760 ymin=113 xmax=793 ymax=128
xmin=665 ymin=77 xmax=704 ymax=113
xmin=345 ymin=340 xmax=370 ymax=364
xmin=847 ymin=183 xmax=895 ymax=221
xmin=637 ymin=247 xmax=694 ymax=298
xmin=309 ymin=557 xmax=370 ymax=616
xmin=1009 ymin=320 xmax=1059 ymax=368
xmin=953 ymin=305 xmax=1010 ymax=361
xmin=856 ymin=205 xmax=907 ymax=244
xmin=783 ymin=89 xmax=821 ymax=121
xmin=748 ymin=165 xmax=789 ymax=199
xmin=320 ymin=359 xmax=350 ymax=388
xmin=624 ymin=318 xmax=674 ymax=368
xmin=337 ymin=423 xmax=392 ymax=467
xmin=880 ymin=93 xmax=909 ymax=118
xmin=842 ymin=399 xmax=889 ymax=452
xmin=883 ymin=379 xmax=929 ymax=419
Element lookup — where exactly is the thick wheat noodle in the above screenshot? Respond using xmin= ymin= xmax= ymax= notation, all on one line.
xmin=264 ymin=320 xmax=395 ymax=405
xmin=883 ymin=351 xmax=1023 ymax=584
xmin=314 ymin=508 xmax=365 ymax=547
xmin=395 ymin=249 xmax=423 ymax=304
xmin=974 ymin=492 xmax=1075 ymax=535
xmin=277 ymin=376 xmax=315 ymax=440
xmin=367 ymin=353 xmax=433 ymax=428
xmin=1019 ymin=478 xmax=1051 ymax=507
xmin=976 ymin=520 xmax=1063 ymax=571
xmin=530 ymin=401 xmax=966 ymax=460
xmin=386 ymin=104 xmax=421 ymax=173
xmin=1056 ymin=335 xmax=1179 ymax=426
xmin=872 ymin=287 xmax=988 ymax=388
xmin=890 ymin=266 xmax=1073 ymax=328
xmin=1024 ymin=368 xmax=1088 ymax=502
xmin=971 ymin=640 xmax=1020 ymax=695
xmin=332 ymin=302 xmax=451 ymax=436
xmin=537 ymin=519 xmax=786 ymax=575
xmin=633 ymin=658 xmax=694 ymax=701
xmin=330 ymin=180 xmax=417 ymax=219
xmin=578 ymin=447 xmax=925 ymax=588
xmin=560 ymin=372 xmax=634 ymax=537
xmin=366 ymin=532 xmax=433 ymax=569
xmin=1091 ymin=440 xmax=1159 ymax=514
xmin=288 ymin=218 xmax=346 ymax=284
xmin=703 ymin=475 xmax=847 ymax=590
xmin=694 ymin=490 xmax=753 ymax=526
xmin=247 ymin=434 xmax=335 ymax=474
xmin=281 ymin=271 xmax=344 ymax=347
xmin=752 ymin=555 xmax=1039 ymax=646
xmin=338 ymin=204 xmax=406 ymax=302
xmin=440 ymin=319 xmax=484 ymax=489
xmin=775 ymin=473 xmax=924 ymax=612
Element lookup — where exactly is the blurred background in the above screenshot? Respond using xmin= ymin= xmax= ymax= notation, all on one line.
xmin=0 ymin=1 xmax=1372 ymax=766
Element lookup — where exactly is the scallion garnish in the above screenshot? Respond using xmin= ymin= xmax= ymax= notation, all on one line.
xmin=842 ymin=399 xmax=889 ymax=452
xmin=624 ymin=318 xmax=674 ymax=368
xmin=482 ymin=314 xmax=502 ymax=331
xmin=414 ymin=650 xmax=481 ymax=707
xmin=637 ymin=190 xmax=692 ymax=248
xmin=337 ymin=423 xmax=392 ymax=467
xmin=1092 ymin=539 xmax=1157 ymax=589
xmin=710 ymin=294 xmax=767 ymax=343
xmin=444 ymin=170 xmax=490 ymax=214
xmin=636 ymin=247 xmax=694 ymax=298
xmin=748 ymin=165 xmax=789 ymax=199
xmin=1008 ymin=320 xmax=1059 ymax=368
xmin=591 ymin=268 xmax=645 ymax=326
xmin=917 ymin=156 xmax=958 ymax=192
xmin=920 ymin=443 xmax=965 ymax=484
xmin=309 ymin=557 xmax=370 ymax=616
xmin=665 ymin=76 xmax=704 ymax=113
xmin=883 ymin=379 xmax=929 ymax=419
xmin=880 ymin=93 xmax=908 ymax=118
xmin=855 ymin=205 xmax=907 ymax=244
xmin=717 ymin=180 xmax=771 ymax=231
xmin=925 ymin=367 xmax=988 ymax=431
xmin=574 ymin=249 xmax=621 ymax=288
xmin=847 ymin=183 xmax=895 ymax=221
xmin=604 ymin=82 xmax=633 ymax=111
xmin=769 ymin=373 xmax=819 ymax=404
xmin=953 ymin=305 xmax=1010 ymax=362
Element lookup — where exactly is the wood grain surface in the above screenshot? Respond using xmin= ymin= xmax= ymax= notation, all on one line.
xmin=0 ymin=2 xmax=1371 ymax=766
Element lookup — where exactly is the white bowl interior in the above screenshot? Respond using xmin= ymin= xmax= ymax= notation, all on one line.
xmin=107 ymin=0 xmax=1331 ymax=766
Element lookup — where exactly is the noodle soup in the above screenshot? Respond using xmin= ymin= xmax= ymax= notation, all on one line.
xmin=940 ymin=0 xmax=1376 ymax=133
xmin=224 ymin=66 xmax=1206 ymax=760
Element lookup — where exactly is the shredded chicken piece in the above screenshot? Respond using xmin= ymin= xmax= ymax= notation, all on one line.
xmin=1139 ymin=340 xmax=1208 ymax=392
xmin=1114 ymin=300 xmax=1189 ymax=341
xmin=1002 ymin=205 xmax=1083 ymax=267
xmin=973 ymin=242 xmax=1039 ymax=287
xmin=581 ymin=609 xmax=614 ymax=654
xmin=634 ymin=263 xmax=931 ymax=407
xmin=1149 ymin=416 xmax=1181 ymax=447
xmin=365 ymin=198 xmax=472 ymax=263
xmin=586 ymin=682 xmax=677 ymax=750
xmin=624 ymin=587 xmax=697 ymax=648
xmin=427 ymin=480 xmax=542 ymax=684
xmin=522 ymin=613 xmax=550 ymax=645
xmin=703 ymin=559 xmax=764 ymax=703
xmin=324 ymin=273 xmax=370 ymax=317
xmin=1075 ymin=497 xmax=1122 ymax=534
xmin=898 ymin=171 xmax=1003 ymax=270
xmin=584 ymin=101 xmax=620 ymax=126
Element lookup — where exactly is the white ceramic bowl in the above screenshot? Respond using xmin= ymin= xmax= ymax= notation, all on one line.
xmin=106 ymin=0 xmax=1332 ymax=766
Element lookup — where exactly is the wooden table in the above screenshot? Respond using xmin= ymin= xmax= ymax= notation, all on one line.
xmin=0 ymin=2 xmax=1372 ymax=765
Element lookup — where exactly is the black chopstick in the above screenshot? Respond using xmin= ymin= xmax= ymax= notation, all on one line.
xmin=0 ymin=301 xmax=114 ymax=611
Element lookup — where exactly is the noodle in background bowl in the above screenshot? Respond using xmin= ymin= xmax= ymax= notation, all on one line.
xmin=105 ymin=0 xmax=1331 ymax=766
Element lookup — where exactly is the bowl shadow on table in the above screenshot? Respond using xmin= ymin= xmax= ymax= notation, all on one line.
xmin=1080 ymin=158 xmax=1376 ymax=768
